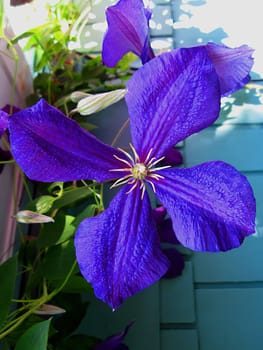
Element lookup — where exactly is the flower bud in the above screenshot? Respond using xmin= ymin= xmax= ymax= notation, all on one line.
xmin=75 ymin=89 xmax=127 ymax=115
xmin=15 ymin=210 xmax=54 ymax=224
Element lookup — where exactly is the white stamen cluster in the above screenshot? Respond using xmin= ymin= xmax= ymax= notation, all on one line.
xmin=110 ymin=143 xmax=170 ymax=199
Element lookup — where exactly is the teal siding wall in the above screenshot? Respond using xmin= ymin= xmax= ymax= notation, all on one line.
xmin=79 ymin=1 xmax=263 ymax=349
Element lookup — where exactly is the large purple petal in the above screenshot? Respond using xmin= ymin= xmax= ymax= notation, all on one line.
xmin=153 ymin=162 xmax=256 ymax=252
xmin=0 ymin=110 xmax=9 ymax=138
xmin=102 ymin=0 xmax=154 ymax=68
xmin=8 ymin=99 xmax=125 ymax=183
xmin=74 ymin=185 xmax=169 ymax=309
xmin=126 ymin=47 xmax=221 ymax=160
xmin=205 ymin=42 xmax=254 ymax=96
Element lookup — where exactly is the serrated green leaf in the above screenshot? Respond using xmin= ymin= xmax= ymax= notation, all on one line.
xmin=14 ymin=318 xmax=51 ymax=350
xmin=0 ymin=254 xmax=17 ymax=327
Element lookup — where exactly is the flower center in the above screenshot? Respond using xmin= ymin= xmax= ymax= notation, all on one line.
xmin=109 ymin=143 xmax=170 ymax=199
xmin=132 ymin=163 xmax=148 ymax=179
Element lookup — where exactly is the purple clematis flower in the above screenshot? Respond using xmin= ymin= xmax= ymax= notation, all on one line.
xmin=8 ymin=47 xmax=256 ymax=309
xmin=102 ymin=0 xmax=254 ymax=97
xmin=102 ymin=0 xmax=154 ymax=67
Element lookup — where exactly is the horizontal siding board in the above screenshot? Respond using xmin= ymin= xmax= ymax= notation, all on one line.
xmin=161 ymin=330 xmax=199 ymax=350
xmin=160 ymin=262 xmax=195 ymax=323
xmin=196 ymin=288 xmax=263 ymax=350
xmin=150 ymin=5 xmax=173 ymax=36
xmin=193 ymin=233 xmax=263 ymax=283
xmin=79 ymin=283 xmax=160 ymax=350
xmin=193 ymin=172 xmax=263 ymax=282
xmin=185 ymin=126 xmax=263 ymax=172
xmin=216 ymin=84 xmax=263 ymax=125
xmin=172 ymin=0 xmax=263 ymax=79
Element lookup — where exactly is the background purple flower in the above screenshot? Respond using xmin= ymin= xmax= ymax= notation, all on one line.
xmin=95 ymin=322 xmax=134 ymax=350
xmin=102 ymin=0 xmax=154 ymax=67
xmin=102 ymin=0 xmax=254 ymax=97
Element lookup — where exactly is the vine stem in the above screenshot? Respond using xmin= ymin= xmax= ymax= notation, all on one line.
xmin=0 ymin=261 xmax=77 ymax=340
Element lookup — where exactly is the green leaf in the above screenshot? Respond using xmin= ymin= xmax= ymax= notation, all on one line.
xmin=72 ymin=204 xmax=97 ymax=227
xmin=52 ymin=186 xmax=93 ymax=209
xmin=57 ymin=334 xmax=99 ymax=350
xmin=0 ymin=254 xmax=17 ymax=327
xmin=60 ymin=275 xmax=92 ymax=294
xmin=38 ymin=213 xmax=75 ymax=248
xmin=14 ymin=318 xmax=51 ymax=350
xmin=27 ymin=195 xmax=56 ymax=214
xmin=41 ymin=240 xmax=77 ymax=281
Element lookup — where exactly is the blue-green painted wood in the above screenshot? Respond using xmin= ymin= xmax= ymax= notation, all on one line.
xmin=160 ymin=262 xmax=195 ymax=323
xmin=161 ymin=330 xmax=199 ymax=350
xmin=185 ymin=126 xmax=263 ymax=171
xmin=196 ymin=288 xmax=263 ymax=350
xmin=216 ymin=83 xmax=263 ymax=125
xmin=171 ymin=0 xmax=263 ymax=79
xmin=78 ymin=283 xmax=161 ymax=350
xmin=193 ymin=172 xmax=263 ymax=283
xmin=150 ymin=5 xmax=173 ymax=36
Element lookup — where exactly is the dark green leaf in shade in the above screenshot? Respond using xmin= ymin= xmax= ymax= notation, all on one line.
xmin=0 ymin=254 xmax=17 ymax=327
xmin=41 ymin=240 xmax=77 ymax=282
xmin=52 ymin=186 xmax=93 ymax=209
xmin=50 ymin=293 xmax=88 ymax=343
xmin=5 ymin=315 xmax=45 ymax=347
xmin=37 ymin=213 xmax=75 ymax=249
xmin=72 ymin=204 xmax=97 ymax=227
xmin=59 ymin=275 xmax=92 ymax=294
xmin=56 ymin=334 xmax=99 ymax=350
xmin=14 ymin=318 xmax=51 ymax=350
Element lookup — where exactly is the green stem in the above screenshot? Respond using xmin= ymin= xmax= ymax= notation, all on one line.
xmin=0 ymin=261 xmax=77 ymax=340
xmin=0 ymin=160 xmax=15 ymax=164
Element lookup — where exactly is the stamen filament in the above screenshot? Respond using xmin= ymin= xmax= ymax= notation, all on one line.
xmin=110 ymin=174 xmax=132 ymax=189
xmin=126 ymin=181 xmax=139 ymax=194
xmin=109 ymin=168 xmax=131 ymax=172
xmin=141 ymin=185 xmax=146 ymax=199
xmin=129 ymin=143 xmax=140 ymax=162
xmin=117 ymin=147 xmax=135 ymax=164
xmin=148 ymin=173 xmax=164 ymax=180
xmin=149 ymin=165 xmax=171 ymax=172
xmin=147 ymin=180 xmax=156 ymax=193
xmin=113 ymin=154 xmax=132 ymax=167
xmin=148 ymin=156 xmax=165 ymax=168
xmin=144 ymin=148 xmax=153 ymax=164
